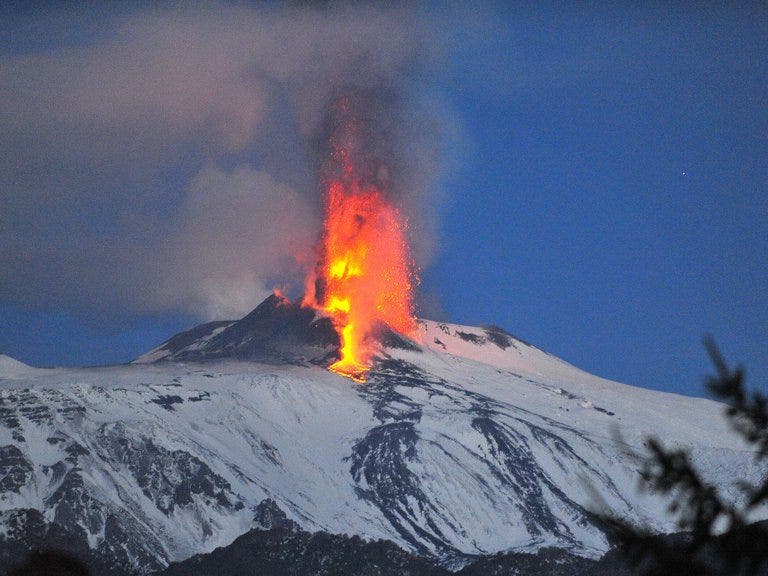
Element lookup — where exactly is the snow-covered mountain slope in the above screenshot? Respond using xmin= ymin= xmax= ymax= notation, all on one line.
xmin=0 ymin=354 xmax=34 ymax=379
xmin=0 ymin=297 xmax=763 ymax=574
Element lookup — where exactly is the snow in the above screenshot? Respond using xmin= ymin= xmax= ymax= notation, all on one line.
xmin=0 ymin=354 xmax=34 ymax=379
xmin=0 ymin=319 xmax=763 ymax=568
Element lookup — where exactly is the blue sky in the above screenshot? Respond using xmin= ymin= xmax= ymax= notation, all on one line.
xmin=1 ymin=3 xmax=766 ymax=398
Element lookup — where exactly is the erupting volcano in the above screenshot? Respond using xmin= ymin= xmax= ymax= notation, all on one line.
xmin=303 ymin=98 xmax=418 ymax=382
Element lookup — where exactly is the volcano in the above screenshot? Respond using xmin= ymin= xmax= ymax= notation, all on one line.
xmin=134 ymin=294 xmax=340 ymax=366
xmin=0 ymin=295 xmax=763 ymax=574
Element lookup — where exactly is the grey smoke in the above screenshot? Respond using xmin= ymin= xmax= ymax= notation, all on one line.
xmin=0 ymin=3 xmax=448 ymax=320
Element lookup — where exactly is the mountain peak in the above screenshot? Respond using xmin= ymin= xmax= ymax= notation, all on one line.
xmin=0 ymin=301 xmax=759 ymax=574
xmin=135 ymin=295 xmax=589 ymax=385
xmin=135 ymin=294 xmax=340 ymax=365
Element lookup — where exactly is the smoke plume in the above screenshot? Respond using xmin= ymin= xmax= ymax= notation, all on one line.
xmin=0 ymin=3 xmax=447 ymax=320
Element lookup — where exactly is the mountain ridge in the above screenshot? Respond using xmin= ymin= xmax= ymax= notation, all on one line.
xmin=0 ymin=295 xmax=762 ymax=574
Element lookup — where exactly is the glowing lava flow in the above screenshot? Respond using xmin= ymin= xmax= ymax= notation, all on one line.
xmin=304 ymin=106 xmax=417 ymax=382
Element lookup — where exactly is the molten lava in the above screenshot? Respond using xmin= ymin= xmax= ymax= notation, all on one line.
xmin=303 ymin=101 xmax=417 ymax=382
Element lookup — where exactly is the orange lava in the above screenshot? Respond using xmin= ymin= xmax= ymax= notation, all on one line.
xmin=303 ymin=101 xmax=417 ymax=382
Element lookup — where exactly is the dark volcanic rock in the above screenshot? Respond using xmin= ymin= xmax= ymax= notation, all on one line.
xmin=160 ymin=525 xmax=446 ymax=576
xmin=0 ymin=445 xmax=33 ymax=495
xmin=378 ymin=325 xmax=422 ymax=352
xmin=0 ymin=508 xmax=144 ymax=576
xmin=455 ymin=331 xmax=484 ymax=345
xmin=97 ymin=422 xmax=242 ymax=516
xmin=483 ymin=326 xmax=516 ymax=350
xmin=143 ymin=294 xmax=340 ymax=365
xmin=156 ymin=521 xmax=768 ymax=576
xmin=457 ymin=547 xmax=597 ymax=576
xmin=151 ymin=321 xmax=234 ymax=358
xmin=139 ymin=294 xmax=426 ymax=367
xmin=150 ymin=395 xmax=184 ymax=411
xmin=46 ymin=468 xmax=104 ymax=538
xmin=6 ymin=550 xmax=93 ymax=576
xmin=253 ymin=498 xmax=298 ymax=531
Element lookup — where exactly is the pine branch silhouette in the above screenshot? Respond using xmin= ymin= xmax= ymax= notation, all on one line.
xmin=603 ymin=337 xmax=768 ymax=576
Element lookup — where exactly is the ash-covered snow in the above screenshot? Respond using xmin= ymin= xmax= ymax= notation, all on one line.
xmin=0 ymin=304 xmax=763 ymax=574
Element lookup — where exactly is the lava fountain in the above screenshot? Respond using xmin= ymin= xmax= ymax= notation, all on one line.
xmin=303 ymin=97 xmax=418 ymax=382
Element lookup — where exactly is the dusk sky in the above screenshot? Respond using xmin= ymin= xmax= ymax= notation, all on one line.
xmin=1 ymin=2 xmax=766 ymax=398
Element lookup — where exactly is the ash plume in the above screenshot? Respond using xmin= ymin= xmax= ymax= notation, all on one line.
xmin=0 ymin=3 xmax=449 ymax=321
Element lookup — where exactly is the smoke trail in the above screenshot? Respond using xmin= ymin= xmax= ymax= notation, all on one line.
xmin=0 ymin=3 xmax=447 ymax=320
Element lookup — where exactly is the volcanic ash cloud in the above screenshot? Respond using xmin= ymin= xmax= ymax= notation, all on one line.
xmin=0 ymin=4 xmax=449 ymax=321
